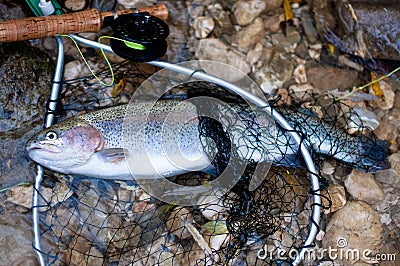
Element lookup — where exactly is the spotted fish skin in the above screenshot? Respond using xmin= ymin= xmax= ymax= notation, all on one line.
xmin=26 ymin=100 xmax=390 ymax=180
xmin=274 ymin=107 xmax=390 ymax=172
xmin=26 ymin=100 xmax=212 ymax=180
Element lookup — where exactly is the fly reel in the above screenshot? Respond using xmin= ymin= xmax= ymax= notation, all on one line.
xmin=109 ymin=11 xmax=169 ymax=62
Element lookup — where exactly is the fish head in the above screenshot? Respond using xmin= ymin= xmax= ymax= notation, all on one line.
xmin=26 ymin=118 xmax=104 ymax=172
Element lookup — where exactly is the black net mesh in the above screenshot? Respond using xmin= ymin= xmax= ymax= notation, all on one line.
xmin=32 ymin=62 xmax=389 ymax=265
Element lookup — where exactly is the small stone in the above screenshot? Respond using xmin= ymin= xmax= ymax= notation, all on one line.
xmin=118 ymin=0 xmax=155 ymax=9
xmin=287 ymin=83 xmax=315 ymax=99
xmin=194 ymin=16 xmax=215 ymax=39
xmin=338 ymin=55 xmax=364 ymax=71
xmin=379 ymin=213 xmax=391 ymax=225
xmin=301 ymin=11 xmax=318 ymax=43
xmin=322 ymin=161 xmax=335 ymax=175
xmin=346 ymin=105 xmax=380 ymax=134
xmin=307 ymin=66 xmax=360 ymax=91
xmin=264 ymin=12 xmax=285 ymax=33
xmin=388 ymin=153 xmax=400 ymax=175
xmin=344 ymin=169 xmax=385 ymax=204
xmin=295 ymin=41 xmax=309 ymax=59
xmin=316 ymin=230 xmax=325 ymax=241
xmin=7 ymin=184 xmax=54 ymax=211
xmin=64 ymin=0 xmax=86 ymax=11
xmin=394 ymin=90 xmax=400 ymax=109
xmin=321 ymin=184 xmax=347 ymax=214
xmin=63 ymin=60 xmax=82 ymax=80
xmin=374 ymin=120 xmax=398 ymax=152
xmin=165 ymin=207 xmax=194 ymax=239
xmin=264 ymin=0 xmax=283 ymax=14
xmin=374 ymin=169 xmax=400 ymax=189
xmin=254 ymin=51 xmax=294 ymax=94
xmin=322 ymin=201 xmax=383 ymax=264
xmin=42 ymin=37 xmax=57 ymax=50
xmin=195 ymin=38 xmax=251 ymax=80
xmin=234 ymin=0 xmax=266 ymax=26
xmin=293 ymin=64 xmax=307 ymax=84
xmin=207 ymin=234 xmax=229 ymax=251
xmin=246 ymin=42 xmax=263 ymax=66
xmin=375 ymin=153 xmax=400 ymax=189
xmin=369 ymin=80 xmax=395 ymax=110
xmin=271 ymin=27 xmax=301 ymax=53
xmin=236 ymin=17 xmax=265 ymax=51
xmin=77 ymin=32 xmax=97 ymax=41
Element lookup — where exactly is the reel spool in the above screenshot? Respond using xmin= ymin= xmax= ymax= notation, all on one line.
xmin=110 ymin=12 xmax=169 ymax=62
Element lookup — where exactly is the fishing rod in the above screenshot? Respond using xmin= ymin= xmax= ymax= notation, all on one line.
xmin=0 ymin=4 xmax=168 ymax=42
xmin=0 ymin=4 xmax=169 ymax=62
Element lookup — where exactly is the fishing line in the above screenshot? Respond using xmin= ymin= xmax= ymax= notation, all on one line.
xmin=333 ymin=65 xmax=400 ymax=102
xmin=59 ymin=34 xmax=149 ymax=87
xmin=0 ymin=182 xmax=32 ymax=193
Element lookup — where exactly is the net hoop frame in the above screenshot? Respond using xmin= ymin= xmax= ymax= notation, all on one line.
xmin=32 ymin=34 xmax=321 ymax=266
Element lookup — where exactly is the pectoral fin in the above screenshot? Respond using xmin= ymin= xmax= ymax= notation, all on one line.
xmin=98 ymin=148 xmax=127 ymax=163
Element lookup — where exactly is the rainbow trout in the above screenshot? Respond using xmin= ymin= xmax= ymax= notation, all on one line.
xmin=26 ymin=100 xmax=389 ymax=180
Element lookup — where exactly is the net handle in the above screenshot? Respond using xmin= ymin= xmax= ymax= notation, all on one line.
xmin=0 ymin=4 xmax=168 ymax=42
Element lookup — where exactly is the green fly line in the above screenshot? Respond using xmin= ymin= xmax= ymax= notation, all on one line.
xmin=333 ymin=65 xmax=400 ymax=102
xmin=60 ymin=35 xmax=146 ymax=87
xmin=0 ymin=182 xmax=32 ymax=193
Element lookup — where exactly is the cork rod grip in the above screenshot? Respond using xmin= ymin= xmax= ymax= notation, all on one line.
xmin=0 ymin=4 xmax=168 ymax=43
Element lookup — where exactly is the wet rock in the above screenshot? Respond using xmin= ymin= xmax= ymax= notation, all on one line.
xmin=325 ymin=1 xmax=400 ymax=60
xmin=322 ymin=201 xmax=383 ymax=264
xmin=194 ymin=16 xmax=215 ymax=39
xmin=0 ymin=42 xmax=53 ymax=187
xmin=236 ymin=17 xmax=265 ymax=51
xmin=195 ymin=38 xmax=251 ymax=79
xmin=233 ymin=0 xmax=266 ymax=26
xmin=0 ymin=213 xmax=39 ymax=265
xmin=0 ymin=1 xmax=26 ymax=21
xmin=307 ymin=66 xmax=360 ymax=91
xmin=344 ymin=169 xmax=385 ymax=204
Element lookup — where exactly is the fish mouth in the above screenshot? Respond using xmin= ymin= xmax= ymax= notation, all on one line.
xmin=26 ymin=142 xmax=63 ymax=154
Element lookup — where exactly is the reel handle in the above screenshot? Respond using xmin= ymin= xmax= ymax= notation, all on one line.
xmin=0 ymin=4 xmax=168 ymax=42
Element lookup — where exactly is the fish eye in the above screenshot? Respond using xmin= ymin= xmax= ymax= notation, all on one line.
xmin=45 ymin=131 xmax=58 ymax=140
